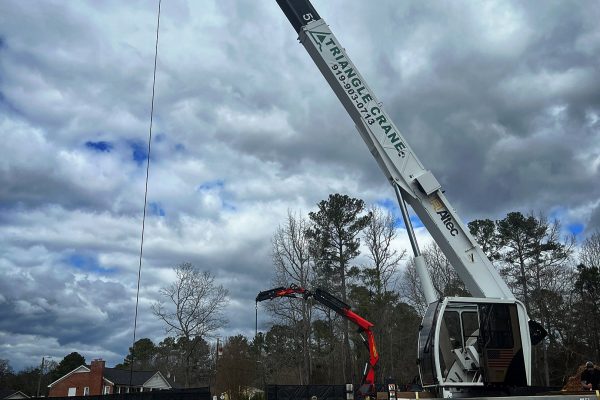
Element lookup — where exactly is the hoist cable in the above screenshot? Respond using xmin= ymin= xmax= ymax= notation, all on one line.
xmin=129 ymin=0 xmax=161 ymax=387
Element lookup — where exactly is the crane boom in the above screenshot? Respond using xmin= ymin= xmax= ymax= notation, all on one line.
xmin=275 ymin=0 xmax=512 ymax=300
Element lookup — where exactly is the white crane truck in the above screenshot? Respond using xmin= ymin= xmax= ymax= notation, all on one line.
xmin=270 ymin=1 xmax=578 ymax=398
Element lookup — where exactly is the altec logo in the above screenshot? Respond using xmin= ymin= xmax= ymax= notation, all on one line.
xmin=431 ymin=197 xmax=459 ymax=237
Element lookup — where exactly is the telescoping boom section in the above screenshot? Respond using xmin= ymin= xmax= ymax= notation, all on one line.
xmin=275 ymin=0 xmax=510 ymax=300
xmin=273 ymin=0 xmax=547 ymax=396
xmin=256 ymin=285 xmax=379 ymax=397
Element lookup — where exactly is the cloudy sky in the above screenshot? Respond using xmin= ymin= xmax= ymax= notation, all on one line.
xmin=1 ymin=0 xmax=599 ymax=371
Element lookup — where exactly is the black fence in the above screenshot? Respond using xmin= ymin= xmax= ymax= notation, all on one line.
xmin=266 ymin=383 xmax=419 ymax=400
xmin=267 ymin=385 xmax=347 ymax=400
xmin=32 ymin=388 xmax=211 ymax=400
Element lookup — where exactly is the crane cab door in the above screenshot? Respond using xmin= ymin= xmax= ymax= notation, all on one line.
xmin=418 ymin=298 xmax=529 ymax=390
xmin=478 ymin=302 xmax=527 ymax=386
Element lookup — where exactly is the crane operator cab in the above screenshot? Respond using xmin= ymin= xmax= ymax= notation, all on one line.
xmin=418 ymin=297 xmax=546 ymax=397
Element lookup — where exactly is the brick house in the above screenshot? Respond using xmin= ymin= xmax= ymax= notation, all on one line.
xmin=48 ymin=360 xmax=173 ymax=397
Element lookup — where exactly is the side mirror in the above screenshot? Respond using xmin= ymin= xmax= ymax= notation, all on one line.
xmin=528 ymin=320 xmax=547 ymax=346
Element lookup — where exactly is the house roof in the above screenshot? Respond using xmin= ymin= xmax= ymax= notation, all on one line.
xmin=47 ymin=365 xmax=91 ymax=388
xmin=103 ymin=368 xmax=158 ymax=386
xmin=0 ymin=389 xmax=29 ymax=399
xmin=47 ymin=364 xmax=172 ymax=389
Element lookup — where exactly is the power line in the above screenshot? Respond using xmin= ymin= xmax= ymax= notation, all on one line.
xmin=130 ymin=0 xmax=161 ymax=387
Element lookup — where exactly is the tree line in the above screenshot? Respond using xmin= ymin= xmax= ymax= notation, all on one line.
xmin=262 ymin=194 xmax=419 ymax=387
xmin=258 ymin=194 xmax=600 ymax=389
xmin=0 ymin=352 xmax=86 ymax=397
xmin=2 ymin=193 xmax=598 ymax=398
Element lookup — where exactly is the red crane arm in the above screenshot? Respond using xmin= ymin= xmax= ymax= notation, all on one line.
xmin=256 ymin=285 xmax=308 ymax=302
xmin=256 ymin=284 xmax=379 ymax=393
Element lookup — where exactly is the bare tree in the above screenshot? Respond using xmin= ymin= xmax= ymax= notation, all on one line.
xmin=272 ymin=211 xmax=314 ymax=290
xmin=399 ymin=259 xmax=427 ymax=316
xmin=580 ymin=230 xmax=600 ymax=269
xmin=0 ymin=359 xmax=13 ymax=387
xmin=358 ymin=206 xmax=407 ymax=381
xmin=152 ymin=263 xmax=229 ymax=387
xmin=361 ymin=206 xmax=406 ymax=296
xmin=270 ymin=210 xmax=314 ymax=384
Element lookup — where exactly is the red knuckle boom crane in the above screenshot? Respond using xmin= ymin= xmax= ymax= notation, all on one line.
xmin=256 ymin=284 xmax=379 ymax=396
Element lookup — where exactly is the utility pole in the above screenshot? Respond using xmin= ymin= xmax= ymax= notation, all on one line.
xmin=213 ymin=338 xmax=222 ymax=395
xmin=36 ymin=357 xmax=45 ymax=398
xmin=216 ymin=338 xmax=222 ymax=368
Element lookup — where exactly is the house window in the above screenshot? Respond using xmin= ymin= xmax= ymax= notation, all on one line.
xmin=83 ymin=387 xmax=90 ymax=396
xmin=103 ymin=386 xmax=111 ymax=395
xmin=68 ymin=388 xmax=76 ymax=397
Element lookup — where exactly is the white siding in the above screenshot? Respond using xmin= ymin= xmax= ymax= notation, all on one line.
xmin=142 ymin=373 xmax=170 ymax=390
xmin=5 ymin=392 xmax=29 ymax=399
